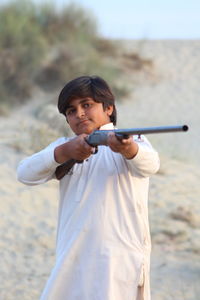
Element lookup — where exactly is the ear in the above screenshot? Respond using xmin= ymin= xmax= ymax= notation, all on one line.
xmin=105 ymin=105 xmax=113 ymax=116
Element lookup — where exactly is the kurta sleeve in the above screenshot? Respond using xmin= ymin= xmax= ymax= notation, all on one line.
xmin=17 ymin=137 xmax=67 ymax=185
xmin=126 ymin=135 xmax=160 ymax=177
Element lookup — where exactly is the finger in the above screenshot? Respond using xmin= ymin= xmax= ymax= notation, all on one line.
xmin=119 ymin=136 xmax=133 ymax=144
xmin=78 ymin=135 xmax=92 ymax=150
xmin=83 ymin=139 xmax=93 ymax=152
xmin=108 ymin=132 xmax=118 ymax=143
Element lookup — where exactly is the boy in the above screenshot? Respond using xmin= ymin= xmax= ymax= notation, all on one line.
xmin=17 ymin=75 xmax=160 ymax=300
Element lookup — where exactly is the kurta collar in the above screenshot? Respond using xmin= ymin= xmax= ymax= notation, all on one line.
xmin=99 ymin=123 xmax=114 ymax=130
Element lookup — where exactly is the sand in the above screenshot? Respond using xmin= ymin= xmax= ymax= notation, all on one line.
xmin=0 ymin=40 xmax=200 ymax=299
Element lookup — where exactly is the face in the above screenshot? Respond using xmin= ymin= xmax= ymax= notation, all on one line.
xmin=65 ymin=97 xmax=113 ymax=135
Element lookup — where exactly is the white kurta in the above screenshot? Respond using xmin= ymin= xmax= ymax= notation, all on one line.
xmin=17 ymin=123 xmax=160 ymax=300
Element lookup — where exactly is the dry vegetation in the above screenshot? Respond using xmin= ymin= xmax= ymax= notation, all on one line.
xmin=0 ymin=0 xmax=154 ymax=115
xmin=0 ymin=0 xmax=122 ymax=111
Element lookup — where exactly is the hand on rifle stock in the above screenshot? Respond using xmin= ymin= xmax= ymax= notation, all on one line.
xmin=54 ymin=134 xmax=94 ymax=180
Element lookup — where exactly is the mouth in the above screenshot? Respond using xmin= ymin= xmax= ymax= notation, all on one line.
xmin=78 ymin=119 xmax=90 ymax=126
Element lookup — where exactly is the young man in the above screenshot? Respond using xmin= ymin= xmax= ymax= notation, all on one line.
xmin=17 ymin=75 xmax=160 ymax=300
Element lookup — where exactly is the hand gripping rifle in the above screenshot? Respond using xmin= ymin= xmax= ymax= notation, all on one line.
xmin=55 ymin=125 xmax=188 ymax=180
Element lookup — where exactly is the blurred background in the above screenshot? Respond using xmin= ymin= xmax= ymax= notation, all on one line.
xmin=0 ymin=1 xmax=200 ymax=299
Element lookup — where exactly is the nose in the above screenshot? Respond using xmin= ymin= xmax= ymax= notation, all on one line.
xmin=76 ymin=106 xmax=85 ymax=118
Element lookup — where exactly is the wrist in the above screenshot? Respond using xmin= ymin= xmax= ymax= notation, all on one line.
xmin=122 ymin=142 xmax=139 ymax=159
xmin=54 ymin=142 xmax=72 ymax=164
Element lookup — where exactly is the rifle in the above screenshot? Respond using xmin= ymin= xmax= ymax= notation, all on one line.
xmin=55 ymin=125 xmax=188 ymax=180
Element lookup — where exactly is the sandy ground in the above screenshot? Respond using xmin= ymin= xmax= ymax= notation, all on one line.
xmin=0 ymin=40 xmax=200 ymax=299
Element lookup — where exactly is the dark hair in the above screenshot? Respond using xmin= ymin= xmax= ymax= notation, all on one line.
xmin=58 ymin=75 xmax=117 ymax=125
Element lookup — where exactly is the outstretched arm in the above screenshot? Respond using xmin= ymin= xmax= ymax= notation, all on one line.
xmin=17 ymin=135 xmax=94 ymax=185
xmin=107 ymin=132 xmax=139 ymax=159
xmin=54 ymin=134 xmax=94 ymax=164
xmin=107 ymin=133 xmax=160 ymax=177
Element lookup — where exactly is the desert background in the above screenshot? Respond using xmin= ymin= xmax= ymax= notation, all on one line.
xmin=0 ymin=1 xmax=200 ymax=300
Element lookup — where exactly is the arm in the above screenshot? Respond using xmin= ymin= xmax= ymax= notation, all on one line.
xmin=107 ymin=132 xmax=139 ymax=159
xmin=54 ymin=134 xmax=94 ymax=164
xmin=107 ymin=133 xmax=160 ymax=177
xmin=17 ymin=146 xmax=61 ymax=185
xmin=17 ymin=135 xmax=94 ymax=185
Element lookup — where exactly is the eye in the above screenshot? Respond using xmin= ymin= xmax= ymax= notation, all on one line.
xmin=83 ymin=102 xmax=92 ymax=109
xmin=66 ymin=108 xmax=76 ymax=116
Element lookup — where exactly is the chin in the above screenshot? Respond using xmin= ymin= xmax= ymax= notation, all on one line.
xmin=75 ymin=126 xmax=94 ymax=135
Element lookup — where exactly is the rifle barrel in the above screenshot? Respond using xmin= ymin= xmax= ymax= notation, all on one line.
xmin=114 ymin=125 xmax=188 ymax=135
